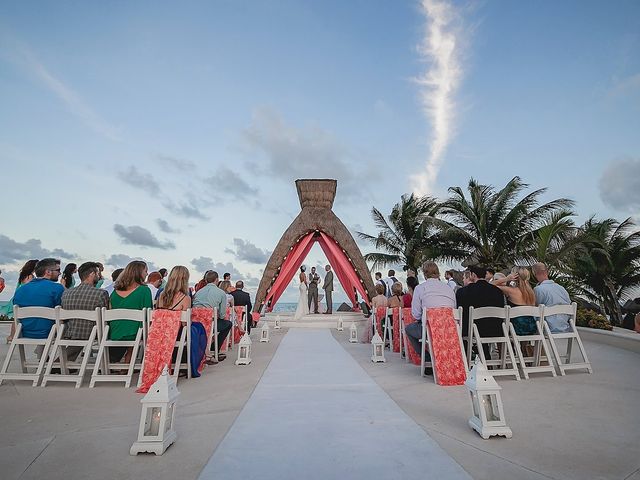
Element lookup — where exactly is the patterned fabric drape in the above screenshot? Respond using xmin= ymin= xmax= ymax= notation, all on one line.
xmin=136 ymin=310 xmax=181 ymax=393
xmin=402 ymin=307 xmax=421 ymax=365
xmin=391 ymin=308 xmax=400 ymax=353
xmin=191 ymin=308 xmax=214 ymax=373
xmin=426 ymin=307 xmax=467 ymax=386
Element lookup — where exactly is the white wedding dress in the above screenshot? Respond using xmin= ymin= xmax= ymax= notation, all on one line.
xmin=293 ymin=280 xmax=309 ymax=320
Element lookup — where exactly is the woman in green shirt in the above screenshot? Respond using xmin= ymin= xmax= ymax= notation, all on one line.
xmin=109 ymin=261 xmax=153 ymax=362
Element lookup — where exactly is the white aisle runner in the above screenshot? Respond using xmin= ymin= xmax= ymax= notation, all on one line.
xmin=198 ymin=329 xmax=471 ymax=480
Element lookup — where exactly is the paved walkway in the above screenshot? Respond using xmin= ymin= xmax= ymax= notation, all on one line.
xmin=198 ymin=329 xmax=471 ymax=479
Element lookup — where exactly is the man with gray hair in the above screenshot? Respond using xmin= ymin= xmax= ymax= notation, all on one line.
xmin=193 ymin=271 xmax=232 ymax=359
xmin=532 ymin=262 xmax=571 ymax=332
xmin=406 ymin=261 xmax=456 ymax=374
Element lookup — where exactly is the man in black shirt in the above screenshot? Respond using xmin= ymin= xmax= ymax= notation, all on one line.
xmin=230 ymin=281 xmax=253 ymax=332
xmin=456 ymin=265 xmax=505 ymax=359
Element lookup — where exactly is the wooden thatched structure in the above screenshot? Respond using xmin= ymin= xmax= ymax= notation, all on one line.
xmin=254 ymin=179 xmax=376 ymax=312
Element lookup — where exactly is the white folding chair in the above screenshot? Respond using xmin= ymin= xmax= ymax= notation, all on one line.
xmin=171 ymin=309 xmax=192 ymax=381
xmin=507 ymin=305 xmax=556 ymax=380
xmin=0 ymin=306 xmax=59 ymax=387
xmin=207 ymin=307 xmax=219 ymax=363
xmin=542 ymin=302 xmax=592 ymax=375
xmin=42 ymin=307 xmax=102 ymax=388
xmin=452 ymin=306 xmax=469 ymax=372
xmin=90 ymin=308 xmax=147 ymax=388
xmin=470 ymin=306 xmax=520 ymax=381
xmin=381 ymin=307 xmax=392 ymax=349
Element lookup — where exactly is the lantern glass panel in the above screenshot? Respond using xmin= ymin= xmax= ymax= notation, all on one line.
xmin=481 ymin=394 xmax=501 ymax=422
xmin=144 ymin=407 xmax=162 ymax=437
xmin=470 ymin=392 xmax=479 ymax=417
xmin=375 ymin=345 xmax=382 ymax=356
xmin=262 ymin=330 xmax=267 ymax=339
xmin=164 ymin=403 xmax=174 ymax=433
xmin=240 ymin=346 xmax=247 ymax=358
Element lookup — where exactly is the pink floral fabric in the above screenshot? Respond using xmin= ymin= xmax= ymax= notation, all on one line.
xmin=402 ymin=307 xmax=421 ymax=365
xmin=137 ymin=310 xmax=181 ymax=393
xmin=391 ymin=308 xmax=400 ymax=353
xmin=191 ymin=308 xmax=214 ymax=373
xmin=426 ymin=307 xmax=466 ymax=386
xmin=375 ymin=307 xmax=386 ymax=338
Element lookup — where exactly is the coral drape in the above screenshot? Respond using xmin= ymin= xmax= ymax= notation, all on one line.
xmin=264 ymin=231 xmax=370 ymax=312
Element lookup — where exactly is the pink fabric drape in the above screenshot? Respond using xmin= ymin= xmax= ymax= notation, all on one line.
xmin=391 ymin=308 xmax=400 ymax=353
xmin=426 ymin=307 xmax=467 ymax=386
xmin=191 ymin=308 xmax=213 ymax=373
xmin=264 ymin=233 xmax=316 ymax=311
xmin=402 ymin=307 xmax=421 ymax=366
xmin=137 ymin=310 xmax=181 ymax=393
xmin=317 ymin=232 xmax=369 ymax=307
xmin=263 ymin=230 xmax=371 ymax=312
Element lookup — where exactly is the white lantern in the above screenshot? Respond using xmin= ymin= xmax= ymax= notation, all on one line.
xmin=464 ymin=357 xmax=512 ymax=439
xmin=349 ymin=322 xmax=358 ymax=343
xmin=260 ymin=321 xmax=270 ymax=343
xmin=337 ymin=316 xmax=344 ymax=331
xmin=371 ymin=332 xmax=386 ymax=363
xmin=274 ymin=315 xmax=282 ymax=330
xmin=130 ymin=366 xmax=180 ymax=456
xmin=235 ymin=333 xmax=252 ymax=365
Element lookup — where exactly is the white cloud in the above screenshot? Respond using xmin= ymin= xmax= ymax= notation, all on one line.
xmin=224 ymin=238 xmax=272 ymax=264
xmin=0 ymin=235 xmax=74 ymax=264
xmin=411 ymin=0 xmax=468 ymax=195
xmin=204 ymin=167 xmax=258 ymax=198
xmin=599 ymin=157 xmax=640 ymax=213
xmin=156 ymin=218 xmax=181 ymax=234
xmin=117 ymin=166 xmax=160 ymax=197
xmin=163 ymin=196 xmax=210 ymax=220
xmin=240 ymin=107 xmax=373 ymax=198
xmin=113 ymin=224 xmax=176 ymax=250
xmin=2 ymin=35 xmax=121 ymax=141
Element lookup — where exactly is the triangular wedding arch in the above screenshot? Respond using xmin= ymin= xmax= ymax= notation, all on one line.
xmin=255 ymin=179 xmax=376 ymax=312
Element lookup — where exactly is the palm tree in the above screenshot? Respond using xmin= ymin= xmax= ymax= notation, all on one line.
xmin=567 ymin=217 xmax=640 ymax=325
xmin=357 ymin=194 xmax=465 ymax=272
xmin=440 ymin=176 xmax=574 ymax=271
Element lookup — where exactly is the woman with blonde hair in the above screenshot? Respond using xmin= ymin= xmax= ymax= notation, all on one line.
xmin=217 ymin=280 xmax=235 ymax=308
xmin=493 ymin=266 xmax=537 ymax=336
xmin=157 ymin=266 xmax=191 ymax=311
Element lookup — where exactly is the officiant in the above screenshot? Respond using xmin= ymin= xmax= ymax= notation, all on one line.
xmin=307 ymin=266 xmax=321 ymax=314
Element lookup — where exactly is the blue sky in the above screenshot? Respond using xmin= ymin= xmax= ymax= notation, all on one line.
xmin=1 ymin=0 xmax=639 ymax=302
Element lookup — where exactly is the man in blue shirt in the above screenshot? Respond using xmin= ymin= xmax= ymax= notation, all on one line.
xmin=13 ymin=258 xmax=64 ymax=339
xmin=532 ymin=263 xmax=571 ymax=333
xmin=193 ymin=271 xmax=232 ymax=360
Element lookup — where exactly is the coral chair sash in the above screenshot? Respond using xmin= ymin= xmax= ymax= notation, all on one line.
xmin=374 ymin=307 xmax=386 ymax=337
xmin=191 ymin=308 xmax=214 ymax=373
xmin=402 ymin=308 xmax=421 ymax=365
xmin=391 ymin=308 xmax=400 ymax=353
xmin=426 ymin=307 xmax=466 ymax=386
xmin=137 ymin=310 xmax=181 ymax=393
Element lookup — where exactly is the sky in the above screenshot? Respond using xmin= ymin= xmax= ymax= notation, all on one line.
xmin=1 ymin=0 xmax=639 ymax=303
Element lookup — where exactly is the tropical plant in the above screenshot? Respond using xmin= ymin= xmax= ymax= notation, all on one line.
xmin=576 ymin=308 xmax=613 ymax=331
xmin=357 ymin=193 xmax=466 ymax=272
xmin=567 ymin=217 xmax=640 ymax=325
xmin=439 ymin=176 xmax=574 ymax=271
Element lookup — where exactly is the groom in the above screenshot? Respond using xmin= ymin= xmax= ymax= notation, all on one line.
xmin=323 ymin=264 xmax=334 ymax=314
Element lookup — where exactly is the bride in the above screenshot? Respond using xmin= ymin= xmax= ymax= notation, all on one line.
xmin=293 ymin=266 xmax=309 ymax=320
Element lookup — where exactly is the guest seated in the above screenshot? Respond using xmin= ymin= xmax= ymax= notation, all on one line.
xmin=194 ymin=270 xmax=212 ymax=292
xmin=61 ymin=262 xmax=110 ymax=361
xmin=193 ymin=271 xmax=232 ymax=361
xmin=493 ymin=267 xmax=537 ymax=336
xmin=456 ymin=265 xmax=505 ymax=360
xmin=217 ymin=280 xmax=235 ymax=308
xmin=403 ymin=276 xmax=418 ymax=308
xmin=13 ymin=258 xmax=64 ymax=355
xmin=371 ymin=284 xmax=388 ymax=309
xmin=146 ymin=271 xmax=163 ymax=305
xmin=532 ymin=262 xmax=571 ymax=333
xmin=406 ymin=262 xmax=456 ymax=374
xmin=3 ymin=259 xmax=38 ymax=343
xmin=230 ymin=281 xmax=253 ymax=331
xmin=388 ymin=282 xmax=403 ymax=309
xmin=156 ymin=266 xmax=191 ymax=312
xmin=109 ymin=261 xmax=153 ymax=363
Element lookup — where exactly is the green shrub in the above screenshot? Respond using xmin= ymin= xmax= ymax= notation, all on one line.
xmin=576 ymin=308 xmax=613 ymax=331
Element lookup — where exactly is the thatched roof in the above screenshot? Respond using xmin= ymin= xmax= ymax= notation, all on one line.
xmin=254 ymin=179 xmax=376 ymax=311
